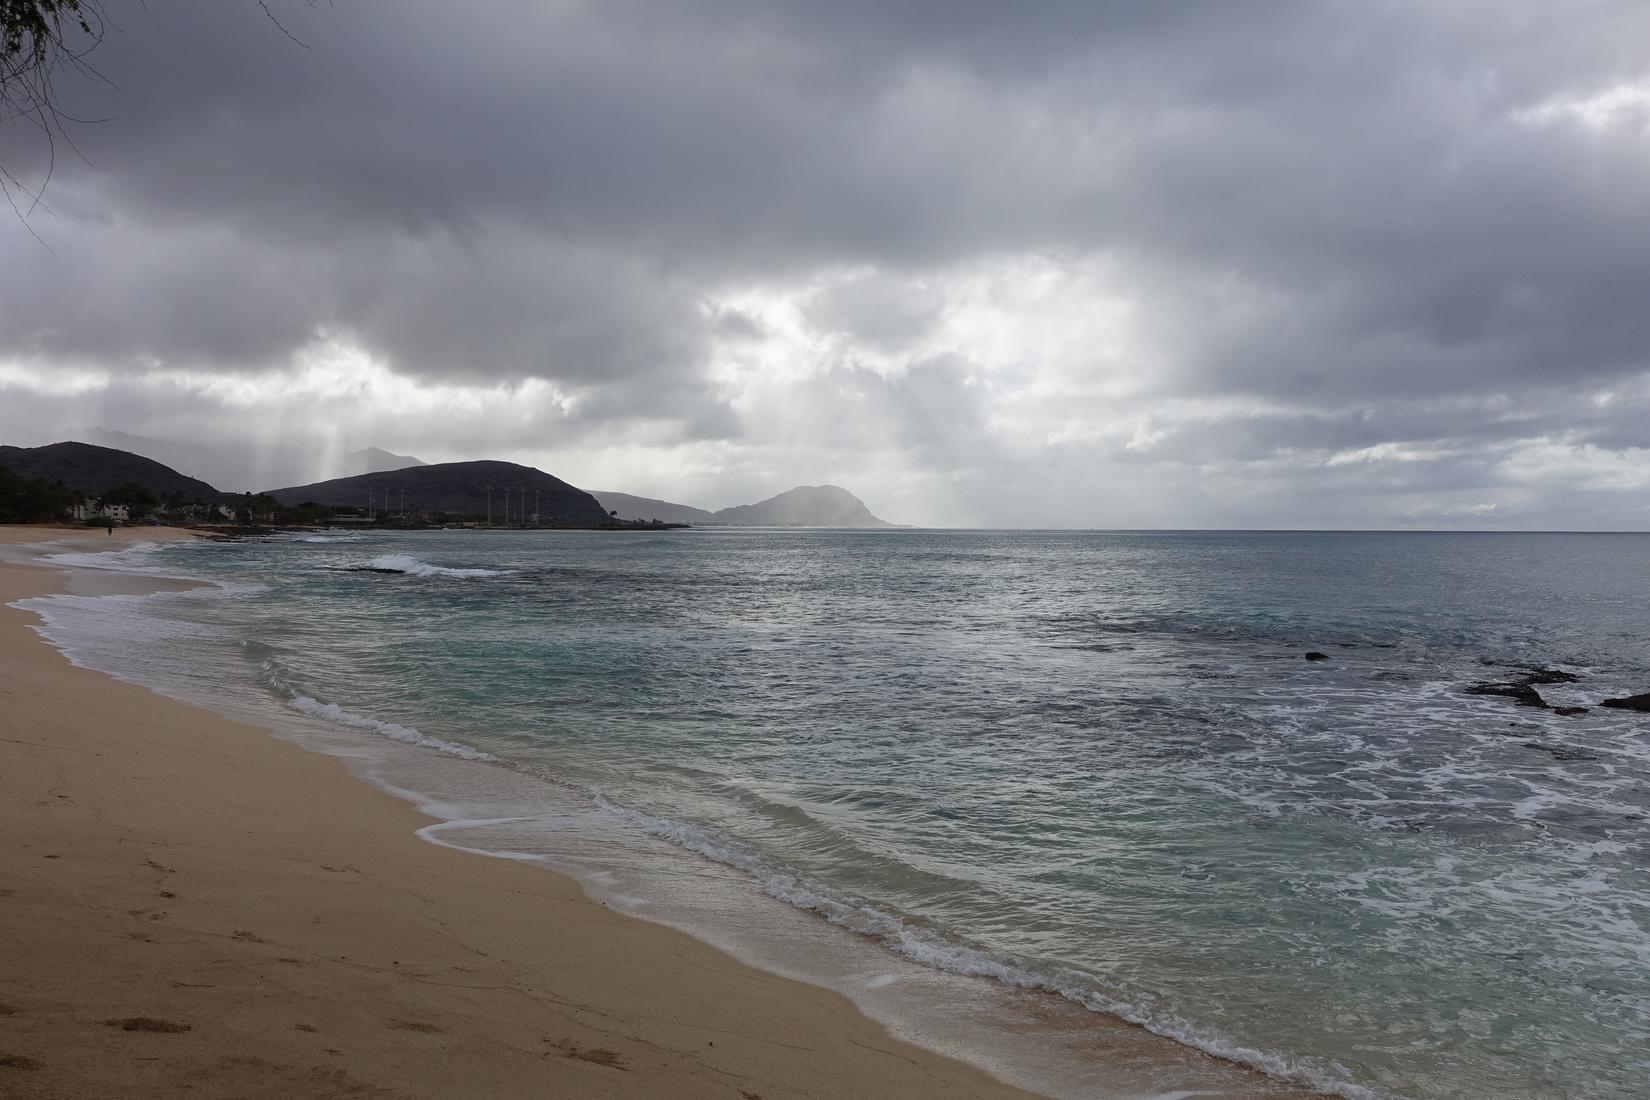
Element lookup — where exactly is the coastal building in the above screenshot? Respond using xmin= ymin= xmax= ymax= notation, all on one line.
xmin=71 ymin=500 xmax=131 ymax=522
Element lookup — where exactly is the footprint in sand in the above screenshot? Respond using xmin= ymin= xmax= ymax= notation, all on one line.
xmin=549 ymin=1039 xmax=627 ymax=1069
xmin=103 ymin=1017 xmax=191 ymax=1033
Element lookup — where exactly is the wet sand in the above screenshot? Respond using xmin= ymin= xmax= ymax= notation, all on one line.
xmin=0 ymin=526 xmax=1045 ymax=1099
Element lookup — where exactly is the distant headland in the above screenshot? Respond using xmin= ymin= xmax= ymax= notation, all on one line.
xmin=0 ymin=439 xmax=898 ymax=530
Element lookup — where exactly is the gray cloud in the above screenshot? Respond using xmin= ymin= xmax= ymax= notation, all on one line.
xmin=3 ymin=1 xmax=1650 ymax=525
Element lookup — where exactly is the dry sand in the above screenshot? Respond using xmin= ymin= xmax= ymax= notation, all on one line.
xmin=0 ymin=527 xmax=1045 ymax=1100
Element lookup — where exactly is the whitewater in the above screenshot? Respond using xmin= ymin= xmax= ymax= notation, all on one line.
xmin=17 ymin=528 xmax=1650 ymax=1100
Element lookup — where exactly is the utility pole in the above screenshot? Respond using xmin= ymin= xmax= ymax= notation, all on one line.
xmin=485 ymin=485 xmax=492 ymax=526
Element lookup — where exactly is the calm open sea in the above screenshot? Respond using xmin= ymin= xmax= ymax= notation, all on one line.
xmin=21 ymin=529 xmax=1650 ymax=1099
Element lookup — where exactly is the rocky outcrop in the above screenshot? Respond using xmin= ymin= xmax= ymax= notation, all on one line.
xmin=1513 ymin=668 xmax=1581 ymax=686
xmin=1466 ymin=682 xmax=1548 ymax=708
xmin=1600 ymin=693 xmax=1650 ymax=712
xmin=1464 ymin=666 xmax=1587 ymax=710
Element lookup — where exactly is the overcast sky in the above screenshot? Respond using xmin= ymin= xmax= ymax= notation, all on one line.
xmin=3 ymin=1 xmax=1649 ymax=527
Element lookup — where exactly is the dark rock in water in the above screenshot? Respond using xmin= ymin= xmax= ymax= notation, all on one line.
xmin=1553 ymin=706 xmax=1589 ymax=717
xmin=1516 ymin=668 xmax=1581 ymax=686
xmin=342 ymin=566 xmax=406 ymax=575
xmin=1522 ymin=741 xmax=1599 ymax=762
xmin=1463 ymin=666 xmax=1579 ymax=707
xmin=1304 ymin=651 xmax=1330 ymax=661
xmin=1477 ymin=662 xmax=1582 ymax=685
xmin=1465 ymin=682 xmax=1547 ymax=708
xmin=1600 ymin=693 xmax=1650 ymax=712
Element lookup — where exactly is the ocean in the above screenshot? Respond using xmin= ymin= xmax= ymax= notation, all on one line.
xmin=19 ymin=528 xmax=1650 ymax=1099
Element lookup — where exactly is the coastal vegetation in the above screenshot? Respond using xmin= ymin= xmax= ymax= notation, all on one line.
xmin=0 ymin=462 xmax=75 ymax=522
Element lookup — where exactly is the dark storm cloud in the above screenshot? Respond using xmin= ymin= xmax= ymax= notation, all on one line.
xmin=3 ymin=1 xmax=1650 ymax=524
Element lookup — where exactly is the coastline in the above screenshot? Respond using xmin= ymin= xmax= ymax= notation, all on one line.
xmin=0 ymin=527 xmax=1046 ymax=1100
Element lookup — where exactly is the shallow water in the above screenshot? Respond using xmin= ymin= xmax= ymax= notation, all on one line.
xmin=19 ymin=529 xmax=1650 ymax=1099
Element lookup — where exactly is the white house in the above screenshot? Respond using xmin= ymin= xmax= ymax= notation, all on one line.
xmin=72 ymin=500 xmax=130 ymax=522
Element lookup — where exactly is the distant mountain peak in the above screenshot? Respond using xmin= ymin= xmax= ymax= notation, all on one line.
xmin=712 ymin=484 xmax=894 ymax=527
xmin=595 ymin=483 xmax=896 ymax=527
xmin=342 ymin=447 xmax=425 ymax=474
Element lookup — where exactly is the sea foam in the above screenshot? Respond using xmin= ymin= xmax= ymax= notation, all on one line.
xmin=594 ymin=796 xmax=1389 ymax=1100
xmin=45 ymin=540 xmax=171 ymax=572
xmin=363 ymin=553 xmax=508 ymax=578
xmin=285 ymin=694 xmax=498 ymax=762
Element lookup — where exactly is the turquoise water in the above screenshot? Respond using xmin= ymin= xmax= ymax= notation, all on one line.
xmin=29 ymin=529 xmax=1650 ymax=1098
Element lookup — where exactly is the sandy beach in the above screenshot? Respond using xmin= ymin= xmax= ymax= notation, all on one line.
xmin=0 ymin=526 xmax=1044 ymax=1100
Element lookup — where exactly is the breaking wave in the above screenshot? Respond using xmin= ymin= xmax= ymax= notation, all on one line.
xmin=362 ymin=553 xmax=508 ymax=578
xmin=595 ymin=796 xmax=1390 ymax=1100
xmin=45 ymin=541 xmax=172 ymax=572
xmin=286 ymin=695 xmax=498 ymax=762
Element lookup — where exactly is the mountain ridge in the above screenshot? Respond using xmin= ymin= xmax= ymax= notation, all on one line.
xmin=0 ymin=438 xmax=895 ymax=528
xmin=594 ymin=484 xmax=895 ymax=527
xmin=345 ymin=447 xmax=425 ymax=474
xmin=0 ymin=441 xmax=230 ymax=503
xmin=268 ymin=460 xmax=609 ymax=523
xmin=77 ymin=428 xmax=424 ymax=490
xmin=590 ymin=492 xmax=718 ymax=525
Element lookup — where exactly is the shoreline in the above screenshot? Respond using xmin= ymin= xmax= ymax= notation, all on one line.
xmin=0 ymin=525 xmax=1323 ymax=1100
xmin=0 ymin=526 xmax=1047 ymax=1100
